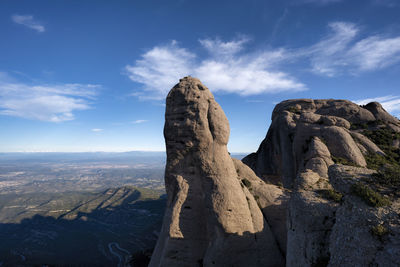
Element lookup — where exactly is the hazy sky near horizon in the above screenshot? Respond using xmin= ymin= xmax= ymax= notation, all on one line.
xmin=1 ymin=0 xmax=400 ymax=152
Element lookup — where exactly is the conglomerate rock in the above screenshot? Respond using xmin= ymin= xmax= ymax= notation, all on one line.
xmin=150 ymin=78 xmax=400 ymax=266
xmin=243 ymin=98 xmax=400 ymax=267
xmin=149 ymin=77 xmax=284 ymax=267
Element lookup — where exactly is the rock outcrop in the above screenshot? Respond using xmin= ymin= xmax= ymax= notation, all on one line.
xmin=150 ymin=78 xmax=400 ymax=266
xmin=149 ymin=77 xmax=284 ymax=267
xmin=243 ymin=99 xmax=400 ymax=267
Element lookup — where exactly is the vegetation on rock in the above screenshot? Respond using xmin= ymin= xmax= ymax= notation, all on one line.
xmin=317 ymin=189 xmax=343 ymax=203
xmin=370 ymin=224 xmax=389 ymax=241
xmin=332 ymin=156 xmax=359 ymax=167
xmin=361 ymin=127 xmax=400 ymax=191
xmin=351 ymin=182 xmax=391 ymax=207
xmin=241 ymin=178 xmax=252 ymax=188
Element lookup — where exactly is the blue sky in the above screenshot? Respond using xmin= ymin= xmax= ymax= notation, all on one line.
xmin=1 ymin=0 xmax=400 ymax=153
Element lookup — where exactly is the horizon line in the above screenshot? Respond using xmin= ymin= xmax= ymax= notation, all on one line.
xmin=0 ymin=150 xmax=252 ymax=154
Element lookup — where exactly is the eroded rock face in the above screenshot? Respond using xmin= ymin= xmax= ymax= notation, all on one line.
xmin=149 ymin=77 xmax=284 ymax=267
xmin=151 ymin=82 xmax=400 ymax=266
xmin=243 ymin=98 xmax=400 ymax=267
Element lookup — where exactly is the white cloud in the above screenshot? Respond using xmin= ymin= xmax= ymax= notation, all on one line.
xmin=91 ymin=128 xmax=103 ymax=132
xmin=354 ymin=95 xmax=400 ymax=115
xmin=125 ymin=41 xmax=195 ymax=98
xmin=12 ymin=14 xmax=45 ymax=33
xmin=132 ymin=119 xmax=148 ymax=124
xmin=125 ymin=23 xmax=400 ymax=99
xmin=304 ymin=22 xmax=400 ymax=76
xmin=0 ymin=77 xmax=100 ymax=122
xmin=125 ymin=38 xmax=306 ymax=98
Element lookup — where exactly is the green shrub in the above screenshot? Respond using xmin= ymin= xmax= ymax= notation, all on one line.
xmin=351 ymin=182 xmax=391 ymax=207
xmin=372 ymin=165 xmax=400 ymax=188
xmin=364 ymin=152 xmax=389 ymax=170
xmin=332 ymin=156 xmax=359 ymax=167
xmin=363 ymin=128 xmax=400 ymax=147
xmin=350 ymin=119 xmax=385 ymax=130
xmin=317 ymin=189 xmax=343 ymax=203
xmin=362 ymin=128 xmax=400 ymax=167
xmin=370 ymin=224 xmax=388 ymax=241
xmin=361 ymin=127 xmax=400 ymax=190
xmin=350 ymin=122 xmax=368 ymax=130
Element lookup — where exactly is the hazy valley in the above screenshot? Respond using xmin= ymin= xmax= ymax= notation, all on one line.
xmin=0 ymin=152 xmax=168 ymax=266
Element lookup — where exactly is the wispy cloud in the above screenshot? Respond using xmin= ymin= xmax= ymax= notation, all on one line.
xmin=125 ymin=37 xmax=306 ymax=98
xmin=91 ymin=128 xmax=103 ymax=132
xmin=302 ymin=22 xmax=359 ymax=76
xmin=303 ymin=22 xmax=400 ymax=76
xmin=0 ymin=75 xmax=100 ymax=122
xmin=11 ymin=14 xmax=45 ymax=33
xmin=354 ymin=95 xmax=400 ymax=115
xmin=132 ymin=119 xmax=148 ymax=124
xmin=199 ymin=36 xmax=250 ymax=57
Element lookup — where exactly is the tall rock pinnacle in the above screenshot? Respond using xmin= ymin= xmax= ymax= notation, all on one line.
xmin=149 ymin=77 xmax=284 ymax=267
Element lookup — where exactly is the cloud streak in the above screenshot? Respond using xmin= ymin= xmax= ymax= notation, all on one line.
xmin=303 ymin=22 xmax=400 ymax=76
xmin=12 ymin=14 xmax=45 ymax=33
xmin=0 ymin=77 xmax=100 ymax=122
xmin=132 ymin=120 xmax=148 ymax=124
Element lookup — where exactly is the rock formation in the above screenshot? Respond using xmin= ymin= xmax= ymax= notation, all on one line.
xmin=243 ymin=99 xmax=400 ymax=266
xmin=151 ymin=78 xmax=400 ymax=266
xmin=149 ymin=77 xmax=284 ymax=267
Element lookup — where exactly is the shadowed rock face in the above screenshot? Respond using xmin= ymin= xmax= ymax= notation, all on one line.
xmin=149 ymin=77 xmax=284 ymax=267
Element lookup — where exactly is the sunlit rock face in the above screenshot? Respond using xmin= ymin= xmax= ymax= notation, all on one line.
xmin=149 ymin=77 xmax=284 ymax=267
